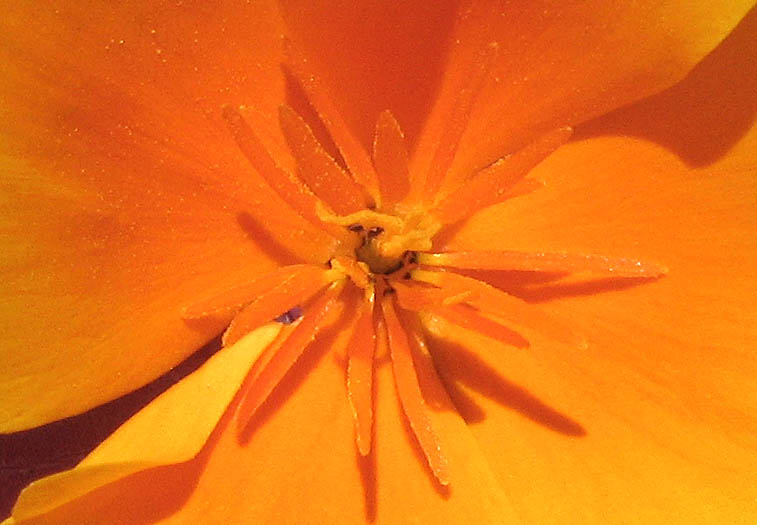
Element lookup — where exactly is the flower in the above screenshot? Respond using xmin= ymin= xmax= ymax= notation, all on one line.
xmin=2 ymin=1 xmax=756 ymax=523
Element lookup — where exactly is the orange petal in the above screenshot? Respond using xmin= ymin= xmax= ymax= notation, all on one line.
xmin=411 ymin=1 xmax=754 ymax=186
xmin=280 ymin=2 xmax=461 ymax=158
xmin=235 ymin=281 xmax=346 ymax=430
xmin=0 ymin=1 xmax=299 ymax=430
xmin=346 ymin=287 xmax=377 ymax=456
xmin=433 ymin=127 xmax=572 ymax=222
xmin=221 ymin=269 xmax=342 ymax=347
xmin=372 ymin=110 xmax=411 ymax=206
xmin=278 ymin=104 xmax=369 ymax=214
xmin=418 ymin=250 xmax=668 ymax=277
xmin=7 ymin=323 xmax=281 ymax=522
xmin=283 ymin=39 xmax=381 ymax=205
xmin=182 ymin=263 xmax=329 ymax=318
xmin=380 ymin=294 xmax=450 ymax=486
xmin=439 ymin=38 xmax=757 ymax=520
xmin=238 ymin=189 xmax=340 ymax=264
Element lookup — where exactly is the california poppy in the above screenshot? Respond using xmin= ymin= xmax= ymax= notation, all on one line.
xmin=2 ymin=1 xmax=756 ymax=523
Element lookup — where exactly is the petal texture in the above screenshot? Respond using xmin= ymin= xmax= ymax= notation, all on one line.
xmin=0 ymin=1 xmax=296 ymax=430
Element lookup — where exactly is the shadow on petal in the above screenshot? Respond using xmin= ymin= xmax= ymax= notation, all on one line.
xmin=508 ymin=276 xmax=664 ymax=304
xmin=12 ymin=392 xmax=238 ymax=525
xmin=574 ymin=6 xmax=757 ymax=167
xmin=427 ymin=335 xmax=586 ymax=437
xmin=236 ymin=211 xmax=302 ymax=265
xmin=0 ymin=336 xmax=223 ymax=520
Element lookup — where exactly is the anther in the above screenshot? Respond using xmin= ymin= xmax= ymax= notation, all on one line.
xmin=275 ymin=306 xmax=303 ymax=325
xmin=367 ymin=226 xmax=384 ymax=238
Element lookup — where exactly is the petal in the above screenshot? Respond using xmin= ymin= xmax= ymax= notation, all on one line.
xmin=438 ymin=36 xmax=757 ymax=521
xmin=8 ymin=323 xmax=281 ymax=522
xmin=411 ymin=1 xmax=755 ymax=183
xmin=0 ymin=1 xmax=293 ymax=430
xmin=8 ymin=313 xmax=519 ymax=524
xmin=279 ymin=0 xmax=461 ymax=158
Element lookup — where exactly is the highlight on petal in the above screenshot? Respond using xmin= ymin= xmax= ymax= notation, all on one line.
xmin=7 ymin=324 xmax=281 ymax=522
xmin=5 ymin=310 xmax=518 ymax=524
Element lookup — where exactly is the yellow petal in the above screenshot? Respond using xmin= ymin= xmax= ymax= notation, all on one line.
xmin=7 ymin=318 xmax=517 ymax=524
xmin=8 ymin=323 xmax=281 ymax=522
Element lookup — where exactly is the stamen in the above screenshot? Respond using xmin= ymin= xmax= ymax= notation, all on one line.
xmin=372 ymin=110 xmax=410 ymax=205
xmin=393 ymin=282 xmax=529 ymax=349
xmin=236 ymin=281 xmax=346 ymax=430
xmin=418 ymin=251 xmax=669 ymax=277
xmin=507 ymin=177 xmax=544 ymax=199
xmin=420 ymin=42 xmax=498 ymax=199
xmin=279 ymin=104 xmax=369 ymax=215
xmin=330 ymin=255 xmax=371 ymax=289
xmin=381 ymin=294 xmax=450 ymax=486
xmin=275 ymin=306 xmax=304 ymax=325
xmin=283 ymin=38 xmax=381 ymax=206
xmin=346 ymin=286 xmax=377 ymax=456
xmin=238 ymin=321 xmax=300 ymax=405
xmin=182 ymin=264 xmax=331 ymax=319
xmin=411 ymin=269 xmax=582 ymax=346
xmin=433 ymin=127 xmax=573 ymax=223
xmin=222 ymin=105 xmax=345 ymax=240
xmin=222 ymin=269 xmax=344 ymax=346
xmin=316 ymin=203 xmax=404 ymax=234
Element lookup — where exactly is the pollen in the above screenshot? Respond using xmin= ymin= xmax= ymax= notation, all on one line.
xmin=183 ymin=38 xmax=667 ymax=489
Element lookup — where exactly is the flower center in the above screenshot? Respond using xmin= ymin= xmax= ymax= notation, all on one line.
xmin=181 ymin=38 xmax=668 ymax=491
xmin=317 ymin=203 xmax=441 ymax=274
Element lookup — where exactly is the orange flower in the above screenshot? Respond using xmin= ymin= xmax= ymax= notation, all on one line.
xmin=2 ymin=1 xmax=756 ymax=523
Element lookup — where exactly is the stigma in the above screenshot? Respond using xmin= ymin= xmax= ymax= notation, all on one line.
xmin=317 ymin=203 xmax=440 ymax=274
